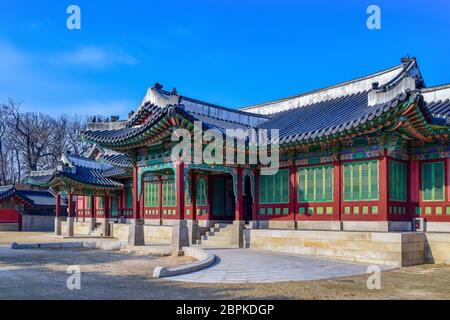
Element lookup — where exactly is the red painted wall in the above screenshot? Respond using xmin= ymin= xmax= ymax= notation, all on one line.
xmin=0 ymin=208 xmax=20 ymax=223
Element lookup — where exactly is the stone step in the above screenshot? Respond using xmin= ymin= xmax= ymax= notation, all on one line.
xmin=202 ymin=233 xmax=231 ymax=240
xmin=206 ymin=230 xmax=232 ymax=237
xmin=200 ymin=239 xmax=233 ymax=246
xmin=214 ymin=223 xmax=232 ymax=229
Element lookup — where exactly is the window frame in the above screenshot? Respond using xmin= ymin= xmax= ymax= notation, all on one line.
xmin=343 ymin=160 xmax=379 ymax=202
xmin=258 ymin=168 xmax=290 ymax=205
xmin=421 ymin=161 xmax=445 ymax=202
xmin=297 ymin=164 xmax=334 ymax=203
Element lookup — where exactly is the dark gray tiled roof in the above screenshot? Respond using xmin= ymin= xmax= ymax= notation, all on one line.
xmin=19 ymin=190 xmax=67 ymax=207
xmin=0 ymin=185 xmax=66 ymax=207
xmin=102 ymin=166 xmax=130 ymax=178
xmin=60 ymin=166 xmax=123 ymax=188
xmin=127 ymin=103 xmax=161 ymax=128
xmin=0 ymin=186 xmax=31 ymax=203
xmin=258 ymin=91 xmax=409 ymax=144
xmin=425 ymin=99 xmax=450 ymax=124
xmin=83 ymin=104 xmax=250 ymax=144
xmin=101 ymin=153 xmax=131 ymax=168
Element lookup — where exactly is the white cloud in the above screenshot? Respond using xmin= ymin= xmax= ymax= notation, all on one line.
xmin=56 ymin=46 xmax=138 ymax=68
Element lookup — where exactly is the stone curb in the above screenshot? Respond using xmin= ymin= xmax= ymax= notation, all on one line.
xmin=10 ymin=241 xmax=126 ymax=250
xmin=153 ymin=247 xmax=215 ymax=278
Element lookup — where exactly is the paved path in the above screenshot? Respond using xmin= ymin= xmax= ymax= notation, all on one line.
xmin=168 ymin=248 xmax=389 ymax=283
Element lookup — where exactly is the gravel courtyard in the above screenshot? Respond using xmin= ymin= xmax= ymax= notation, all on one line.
xmin=0 ymin=232 xmax=449 ymax=299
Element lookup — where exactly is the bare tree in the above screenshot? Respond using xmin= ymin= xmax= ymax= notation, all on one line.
xmin=0 ymin=99 xmax=91 ymax=185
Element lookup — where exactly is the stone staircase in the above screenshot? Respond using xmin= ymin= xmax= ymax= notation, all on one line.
xmin=195 ymin=222 xmax=236 ymax=248
xmin=90 ymin=222 xmax=104 ymax=237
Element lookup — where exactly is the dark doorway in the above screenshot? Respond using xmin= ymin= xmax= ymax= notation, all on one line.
xmin=211 ymin=175 xmax=235 ymax=220
xmin=243 ymin=175 xmax=253 ymax=222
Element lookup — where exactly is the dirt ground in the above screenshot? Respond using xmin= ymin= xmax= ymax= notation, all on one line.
xmin=0 ymin=232 xmax=449 ymax=300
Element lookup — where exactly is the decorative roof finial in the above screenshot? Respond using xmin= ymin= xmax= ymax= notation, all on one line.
xmin=153 ymin=82 xmax=163 ymax=90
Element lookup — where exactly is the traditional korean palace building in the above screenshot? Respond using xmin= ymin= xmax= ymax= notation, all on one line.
xmin=26 ymin=57 xmax=450 ymax=251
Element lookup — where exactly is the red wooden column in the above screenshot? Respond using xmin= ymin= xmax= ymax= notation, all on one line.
xmin=235 ymin=167 xmax=244 ymax=221
xmin=91 ymin=196 xmax=96 ymax=219
xmin=54 ymin=191 xmax=61 ymax=235
xmin=175 ymin=161 xmax=185 ymax=220
xmin=55 ymin=192 xmax=61 ymax=218
xmin=68 ymin=192 xmax=74 ymax=218
xmin=289 ymin=165 xmax=297 ymax=226
xmin=252 ymin=169 xmax=259 ymax=221
xmin=158 ymin=176 xmax=163 ymax=224
xmin=190 ymin=173 xmax=197 ymax=221
xmin=410 ymin=160 xmax=420 ymax=219
xmin=132 ymin=163 xmax=141 ymax=220
xmin=67 ymin=192 xmax=74 ymax=236
xmin=333 ymin=159 xmax=342 ymax=223
xmin=379 ymin=150 xmax=389 ymax=221
xmin=103 ymin=195 xmax=110 ymax=236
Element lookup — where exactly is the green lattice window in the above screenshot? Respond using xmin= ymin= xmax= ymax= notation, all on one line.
xmin=85 ymin=196 xmax=91 ymax=209
xmin=196 ymin=176 xmax=208 ymax=206
xmin=111 ymin=197 xmax=119 ymax=216
xmin=97 ymin=197 xmax=104 ymax=209
xmin=125 ymin=188 xmax=133 ymax=209
xmin=162 ymin=179 xmax=176 ymax=206
xmin=422 ymin=161 xmax=445 ymax=201
xmin=298 ymin=165 xmax=333 ymax=202
xmin=389 ymin=160 xmax=407 ymax=201
xmin=144 ymin=181 xmax=159 ymax=207
xmin=259 ymin=169 xmax=290 ymax=204
xmin=185 ymin=176 xmax=191 ymax=205
xmin=343 ymin=160 xmax=379 ymax=201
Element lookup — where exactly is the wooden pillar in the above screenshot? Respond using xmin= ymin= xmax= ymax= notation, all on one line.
xmin=379 ymin=150 xmax=389 ymax=221
xmin=158 ymin=176 xmax=163 ymax=224
xmin=68 ymin=192 xmax=74 ymax=218
xmin=175 ymin=161 xmax=185 ymax=220
xmin=334 ymin=160 xmax=342 ymax=223
xmin=235 ymin=167 xmax=243 ymax=221
xmin=190 ymin=173 xmax=197 ymax=220
xmin=54 ymin=191 xmax=61 ymax=235
xmin=103 ymin=195 xmax=110 ymax=236
xmin=289 ymin=165 xmax=297 ymax=224
xmin=132 ymin=163 xmax=140 ymax=220
xmin=252 ymin=169 xmax=259 ymax=221
xmin=91 ymin=196 xmax=96 ymax=218
xmin=55 ymin=193 xmax=61 ymax=218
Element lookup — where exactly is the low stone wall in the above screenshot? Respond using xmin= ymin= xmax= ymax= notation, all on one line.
xmin=143 ymin=225 xmax=172 ymax=244
xmin=61 ymin=221 xmax=91 ymax=235
xmin=74 ymin=221 xmax=91 ymax=235
xmin=112 ymin=223 xmax=131 ymax=242
xmin=21 ymin=215 xmax=54 ymax=232
xmin=0 ymin=222 xmax=18 ymax=231
xmin=111 ymin=223 xmax=172 ymax=245
xmin=248 ymin=229 xmax=426 ymax=267
xmin=425 ymin=233 xmax=450 ymax=264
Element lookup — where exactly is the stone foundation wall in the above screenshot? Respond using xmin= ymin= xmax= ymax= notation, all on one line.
xmin=426 ymin=222 xmax=450 ymax=233
xmin=143 ymin=225 xmax=172 ymax=244
xmin=21 ymin=215 xmax=54 ymax=232
xmin=248 ymin=229 xmax=426 ymax=267
xmin=425 ymin=233 xmax=450 ymax=264
xmin=111 ymin=223 xmax=172 ymax=244
xmin=0 ymin=222 xmax=18 ymax=231
xmin=112 ymin=223 xmax=131 ymax=242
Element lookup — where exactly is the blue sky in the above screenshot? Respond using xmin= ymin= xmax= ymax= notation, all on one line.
xmin=0 ymin=0 xmax=449 ymax=119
